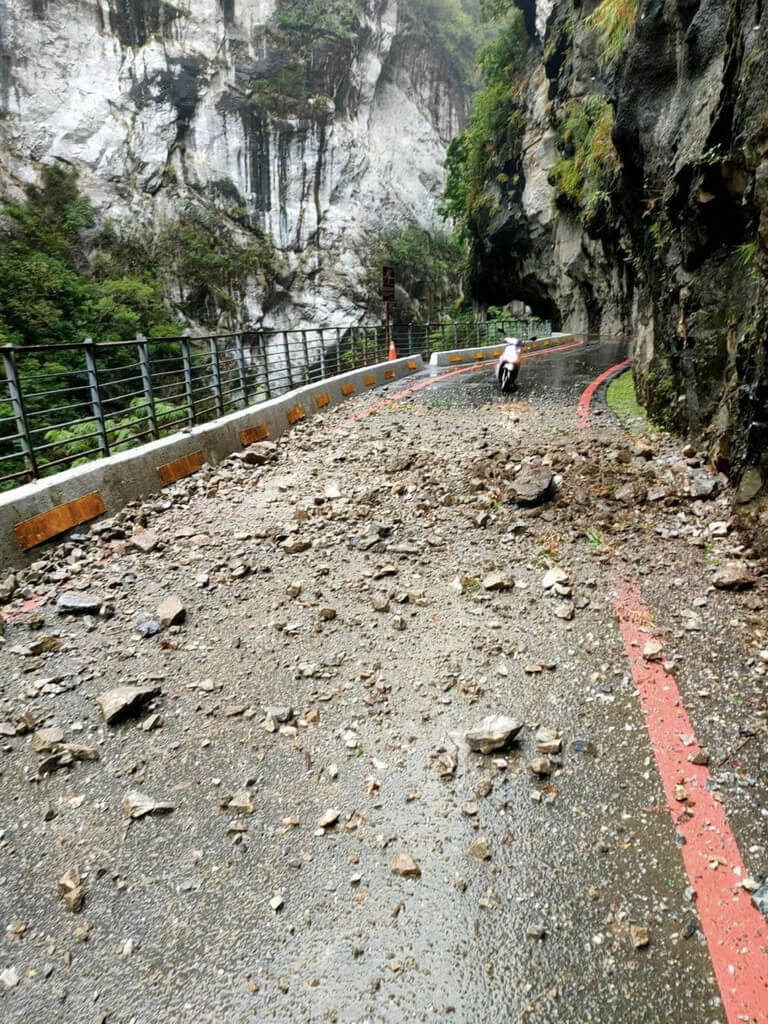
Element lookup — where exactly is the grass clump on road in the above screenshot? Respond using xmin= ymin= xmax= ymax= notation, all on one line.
xmin=606 ymin=369 xmax=649 ymax=433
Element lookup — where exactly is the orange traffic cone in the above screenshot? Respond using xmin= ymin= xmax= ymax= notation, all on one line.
xmin=388 ymin=338 xmax=397 ymax=361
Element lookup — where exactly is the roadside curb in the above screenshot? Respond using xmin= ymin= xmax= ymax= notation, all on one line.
xmin=578 ymin=359 xmax=633 ymax=427
xmin=0 ymin=355 xmax=425 ymax=566
xmin=428 ymin=333 xmax=576 ymax=367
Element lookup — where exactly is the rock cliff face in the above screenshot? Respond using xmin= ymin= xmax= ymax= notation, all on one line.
xmin=468 ymin=0 xmax=768 ymax=514
xmin=0 ymin=0 xmax=469 ymax=326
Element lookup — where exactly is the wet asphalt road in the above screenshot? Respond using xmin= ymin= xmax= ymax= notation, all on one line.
xmin=1 ymin=335 xmax=763 ymax=1024
xmin=416 ymin=336 xmax=633 ymax=409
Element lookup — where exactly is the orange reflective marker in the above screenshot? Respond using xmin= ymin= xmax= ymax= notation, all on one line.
xmin=158 ymin=451 xmax=205 ymax=486
xmin=15 ymin=492 xmax=106 ymax=551
xmin=240 ymin=424 xmax=269 ymax=446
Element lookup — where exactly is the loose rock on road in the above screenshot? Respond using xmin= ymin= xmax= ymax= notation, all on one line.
xmin=0 ymin=342 xmax=766 ymax=1024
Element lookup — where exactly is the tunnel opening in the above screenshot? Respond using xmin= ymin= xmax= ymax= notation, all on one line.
xmin=470 ymin=261 xmax=563 ymax=331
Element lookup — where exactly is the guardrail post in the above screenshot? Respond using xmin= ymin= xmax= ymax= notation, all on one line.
xmin=2 ymin=343 xmax=38 ymax=481
xmin=335 ymin=328 xmax=341 ymax=375
xmin=235 ymin=333 xmax=249 ymax=408
xmin=261 ymin=334 xmax=272 ymax=400
xmin=283 ymin=332 xmax=293 ymax=390
xmin=83 ymin=338 xmax=110 ymax=458
xmin=182 ymin=331 xmax=195 ymax=426
xmin=319 ymin=329 xmax=326 ymax=380
xmin=209 ymin=338 xmax=224 ymax=417
xmin=301 ymin=329 xmax=310 ymax=384
xmin=137 ymin=334 xmax=158 ymax=440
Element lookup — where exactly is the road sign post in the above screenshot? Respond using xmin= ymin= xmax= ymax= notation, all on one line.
xmin=382 ymin=265 xmax=395 ymax=359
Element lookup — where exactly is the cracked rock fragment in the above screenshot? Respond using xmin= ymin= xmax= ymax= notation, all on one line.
xmin=122 ymin=791 xmax=176 ymax=819
xmin=713 ymin=563 xmax=755 ymax=590
xmin=97 ymin=685 xmax=161 ymax=725
xmin=156 ymin=595 xmax=186 ymax=627
xmin=391 ymin=852 xmax=421 ymax=878
xmin=56 ymin=592 xmax=103 ymax=615
xmin=57 ymin=868 xmax=85 ymax=913
xmin=465 ymin=715 xmax=523 ymax=754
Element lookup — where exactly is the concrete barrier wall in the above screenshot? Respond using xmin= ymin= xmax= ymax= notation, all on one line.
xmin=0 ymin=355 xmax=425 ymax=568
xmin=428 ymin=333 xmax=576 ymax=367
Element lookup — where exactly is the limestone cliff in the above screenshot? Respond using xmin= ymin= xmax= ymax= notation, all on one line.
xmin=465 ymin=0 xmax=767 ymax=515
xmin=0 ymin=0 xmax=469 ymax=327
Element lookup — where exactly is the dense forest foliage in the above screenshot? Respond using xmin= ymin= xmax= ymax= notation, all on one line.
xmin=364 ymin=225 xmax=466 ymax=322
xmin=0 ymin=166 xmax=282 ymax=485
xmin=0 ymin=165 xmax=281 ymax=350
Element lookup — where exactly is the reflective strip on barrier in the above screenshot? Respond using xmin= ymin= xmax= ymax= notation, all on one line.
xmin=158 ymin=451 xmax=205 ymax=486
xmin=240 ymin=424 xmax=270 ymax=446
xmin=287 ymin=406 xmax=305 ymax=424
xmin=315 ymin=393 xmax=330 ymax=409
xmin=14 ymin=492 xmax=106 ymax=551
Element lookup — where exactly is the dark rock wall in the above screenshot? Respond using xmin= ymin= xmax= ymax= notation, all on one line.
xmin=613 ymin=0 xmax=767 ymax=493
xmin=469 ymin=0 xmax=768 ymax=500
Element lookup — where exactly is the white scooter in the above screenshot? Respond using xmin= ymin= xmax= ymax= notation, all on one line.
xmin=496 ymin=337 xmax=524 ymax=394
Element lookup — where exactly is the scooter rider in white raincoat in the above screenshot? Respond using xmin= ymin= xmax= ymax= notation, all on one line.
xmin=496 ymin=337 xmax=524 ymax=393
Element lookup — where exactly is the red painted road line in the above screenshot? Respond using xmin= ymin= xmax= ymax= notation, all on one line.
xmin=578 ymin=358 xmax=632 ymax=426
xmin=344 ymin=338 xmax=587 ymax=427
xmin=521 ymin=338 xmax=585 ymax=363
xmin=615 ymin=583 xmax=768 ymax=1024
xmin=343 ymin=361 xmax=493 ymax=425
xmin=1 ymin=594 xmax=43 ymax=623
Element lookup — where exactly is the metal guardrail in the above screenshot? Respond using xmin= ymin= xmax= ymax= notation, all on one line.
xmin=0 ymin=317 xmax=548 ymax=490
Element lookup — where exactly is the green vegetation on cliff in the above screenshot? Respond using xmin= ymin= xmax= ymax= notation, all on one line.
xmin=439 ymin=1 xmax=528 ymax=232
xmin=275 ymin=0 xmax=362 ymax=42
xmin=550 ymin=95 xmax=622 ymax=221
xmin=261 ymin=0 xmax=482 ymax=118
xmin=585 ymin=0 xmax=640 ymax=66
xmin=410 ymin=0 xmax=480 ymax=85
xmin=95 ymin=212 xmax=280 ymax=329
xmin=0 ymin=166 xmax=283 ymax=483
